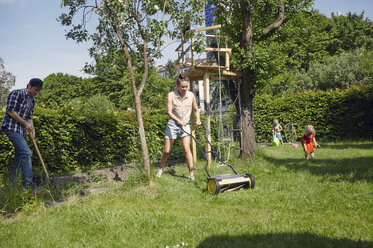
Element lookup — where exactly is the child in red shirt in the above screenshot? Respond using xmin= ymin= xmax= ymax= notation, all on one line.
xmin=301 ymin=125 xmax=320 ymax=160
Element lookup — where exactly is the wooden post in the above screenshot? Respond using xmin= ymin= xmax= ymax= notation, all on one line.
xmin=225 ymin=38 xmax=230 ymax=69
xmin=190 ymin=80 xmax=197 ymax=164
xmin=191 ymin=37 xmax=194 ymax=66
xmin=182 ymin=44 xmax=184 ymax=65
xmin=203 ymin=71 xmax=212 ymax=167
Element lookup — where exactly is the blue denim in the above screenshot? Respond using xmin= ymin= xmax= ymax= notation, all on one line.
xmin=4 ymin=129 xmax=34 ymax=187
xmin=272 ymin=133 xmax=283 ymax=141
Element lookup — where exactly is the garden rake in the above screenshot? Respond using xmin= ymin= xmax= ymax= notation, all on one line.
xmin=30 ymin=135 xmax=50 ymax=183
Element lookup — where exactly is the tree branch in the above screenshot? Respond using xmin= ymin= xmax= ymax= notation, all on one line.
xmin=138 ymin=41 xmax=148 ymax=97
xmin=261 ymin=0 xmax=285 ymax=36
xmin=149 ymin=0 xmax=168 ymax=60
xmin=102 ymin=0 xmax=137 ymax=95
xmin=240 ymin=0 xmax=253 ymax=50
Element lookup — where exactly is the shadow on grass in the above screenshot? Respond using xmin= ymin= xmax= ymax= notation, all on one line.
xmin=166 ymin=167 xmax=209 ymax=192
xmin=196 ymin=232 xmax=372 ymax=248
xmin=166 ymin=168 xmax=187 ymax=179
xmin=321 ymin=142 xmax=373 ymax=150
xmin=261 ymin=154 xmax=373 ymax=182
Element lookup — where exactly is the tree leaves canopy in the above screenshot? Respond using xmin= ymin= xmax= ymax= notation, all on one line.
xmin=0 ymin=57 xmax=16 ymax=107
xmin=59 ymin=0 xmax=205 ymax=71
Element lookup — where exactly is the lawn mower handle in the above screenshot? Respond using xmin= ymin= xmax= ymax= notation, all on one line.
xmin=181 ymin=123 xmax=238 ymax=177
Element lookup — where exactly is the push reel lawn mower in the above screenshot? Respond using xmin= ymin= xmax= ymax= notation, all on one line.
xmin=181 ymin=123 xmax=255 ymax=195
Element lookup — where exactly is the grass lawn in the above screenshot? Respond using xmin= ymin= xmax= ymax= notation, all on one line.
xmin=0 ymin=141 xmax=372 ymax=247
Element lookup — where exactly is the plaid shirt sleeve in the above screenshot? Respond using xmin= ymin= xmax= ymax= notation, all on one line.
xmin=6 ymin=89 xmax=22 ymax=113
xmin=1 ymin=89 xmax=33 ymax=134
xmin=25 ymin=98 xmax=35 ymax=120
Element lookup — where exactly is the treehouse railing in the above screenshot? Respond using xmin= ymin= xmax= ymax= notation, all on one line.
xmin=175 ymin=24 xmax=231 ymax=70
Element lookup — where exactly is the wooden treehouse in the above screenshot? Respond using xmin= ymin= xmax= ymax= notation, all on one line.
xmin=175 ymin=24 xmax=241 ymax=165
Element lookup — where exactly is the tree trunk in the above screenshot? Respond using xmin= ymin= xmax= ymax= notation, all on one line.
xmin=133 ymin=93 xmax=151 ymax=179
xmin=240 ymin=68 xmax=256 ymax=158
xmin=118 ymin=38 xmax=151 ymax=180
xmin=221 ymin=79 xmax=241 ymax=143
xmin=222 ymin=75 xmax=256 ymax=158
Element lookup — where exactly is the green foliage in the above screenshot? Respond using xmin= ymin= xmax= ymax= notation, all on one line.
xmin=96 ymin=68 xmax=174 ymax=110
xmin=0 ymin=57 xmax=16 ymax=107
xmin=360 ymin=50 xmax=373 ymax=78
xmin=81 ymin=94 xmax=115 ymax=114
xmin=0 ymin=185 xmax=45 ymax=215
xmin=212 ymin=0 xmax=314 ymax=92
xmin=115 ymin=69 xmax=174 ymax=110
xmin=1 ymin=106 xmax=186 ymax=179
xmin=211 ymin=2 xmax=373 ymax=96
xmin=164 ymin=60 xmax=178 ymax=79
xmin=293 ymin=49 xmax=373 ymax=91
xmin=261 ymin=12 xmax=373 ymax=95
xmin=38 ymin=73 xmax=95 ymax=107
xmin=327 ymin=12 xmax=373 ymax=54
xmin=277 ymin=12 xmax=332 ymax=70
xmin=39 ymin=70 xmax=173 ymax=111
xmin=257 ymin=12 xmax=333 ymax=94
xmin=58 ymin=0 xmax=205 ymax=70
xmin=253 ymin=85 xmax=373 ymax=142
xmin=0 ymin=108 xmax=213 ymax=179
xmin=1 ymin=86 xmax=372 ymax=178
xmin=0 ymin=131 xmax=13 ymax=176
xmin=0 ymin=107 xmax=138 ymax=178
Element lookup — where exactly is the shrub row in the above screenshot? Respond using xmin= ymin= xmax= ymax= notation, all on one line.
xmin=0 ymin=106 xmax=215 ymax=178
xmin=1 ymin=85 xmax=372 ymax=177
xmin=253 ymin=85 xmax=373 ymax=142
xmin=0 ymin=107 xmax=137 ymax=177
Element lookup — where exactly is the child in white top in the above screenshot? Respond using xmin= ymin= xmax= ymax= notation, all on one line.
xmin=272 ymin=119 xmax=283 ymax=145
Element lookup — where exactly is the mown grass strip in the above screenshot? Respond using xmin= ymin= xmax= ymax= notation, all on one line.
xmin=0 ymin=141 xmax=372 ymax=247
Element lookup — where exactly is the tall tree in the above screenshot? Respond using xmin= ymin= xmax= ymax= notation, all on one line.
xmin=327 ymin=12 xmax=373 ymax=55
xmin=258 ymin=11 xmax=333 ymax=95
xmin=263 ymin=11 xmax=373 ymax=95
xmin=95 ymin=68 xmax=174 ymax=110
xmin=59 ymin=0 xmax=204 ymax=179
xmin=294 ymin=48 xmax=373 ymax=91
xmin=164 ymin=59 xmax=178 ymax=79
xmin=210 ymin=0 xmax=313 ymax=158
xmin=0 ymin=57 xmax=15 ymax=107
xmin=39 ymin=73 xmax=94 ymax=106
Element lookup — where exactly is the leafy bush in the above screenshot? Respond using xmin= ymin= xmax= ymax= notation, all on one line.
xmin=253 ymin=85 xmax=373 ymax=142
xmin=1 ymin=85 xmax=372 ymax=179
xmin=0 ymin=130 xmax=13 ymax=177
xmin=0 ymin=107 xmax=137 ymax=180
xmin=38 ymin=71 xmax=174 ymax=111
xmin=294 ymin=49 xmax=373 ymax=91
xmin=38 ymin=73 xmax=94 ymax=107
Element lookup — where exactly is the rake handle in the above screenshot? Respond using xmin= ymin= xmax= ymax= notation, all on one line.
xmin=31 ymin=136 xmax=50 ymax=182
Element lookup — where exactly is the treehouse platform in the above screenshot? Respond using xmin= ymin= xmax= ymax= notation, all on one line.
xmin=175 ymin=24 xmax=242 ymax=166
xmin=175 ymin=24 xmax=242 ymax=81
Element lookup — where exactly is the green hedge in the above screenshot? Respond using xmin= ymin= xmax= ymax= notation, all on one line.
xmin=253 ymin=85 xmax=373 ymax=142
xmin=0 ymin=106 xmax=215 ymax=178
xmin=1 ymin=85 xmax=372 ymax=178
xmin=0 ymin=107 xmax=138 ymax=177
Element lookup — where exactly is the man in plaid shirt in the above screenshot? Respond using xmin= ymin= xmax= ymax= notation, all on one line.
xmin=1 ymin=78 xmax=43 ymax=189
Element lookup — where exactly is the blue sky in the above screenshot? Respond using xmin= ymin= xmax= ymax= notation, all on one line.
xmin=1 ymin=0 xmax=372 ymax=90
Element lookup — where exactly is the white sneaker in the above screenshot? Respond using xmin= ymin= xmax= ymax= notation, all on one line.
xmin=189 ymin=175 xmax=195 ymax=181
xmin=156 ymin=168 xmax=163 ymax=177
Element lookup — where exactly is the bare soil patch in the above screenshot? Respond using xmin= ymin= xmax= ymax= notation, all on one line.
xmin=52 ymin=163 xmax=137 ymax=187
